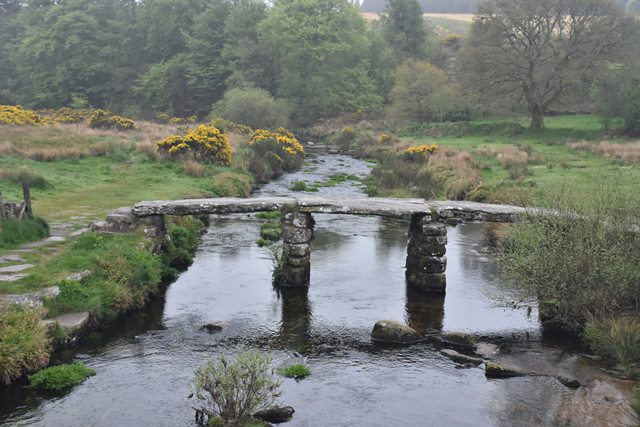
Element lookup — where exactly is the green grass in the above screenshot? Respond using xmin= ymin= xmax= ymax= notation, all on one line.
xmin=0 ymin=217 xmax=49 ymax=249
xmin=277 ymin=364 xmax=310 ymax=379
xmin=404 ymin=115 xmax=640 ymax=204
xmin=28 ymin=363 xmax=95 ymax=390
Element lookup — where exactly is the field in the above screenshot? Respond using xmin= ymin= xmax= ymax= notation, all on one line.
xmin=405 ymin=115 xmax=640 ymax=204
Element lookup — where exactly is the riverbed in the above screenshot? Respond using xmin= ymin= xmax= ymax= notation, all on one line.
xmin=0 ymin=155 xmax=634 ymax=426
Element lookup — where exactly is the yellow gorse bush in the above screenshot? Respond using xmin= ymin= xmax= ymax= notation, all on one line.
xmin=249 ymin=128 xmax=304 ymax=158
xmin=0 ymin=105 xmax=41 ymax=125
xmin=156 ymin=124 xmax=232 ymax=166
xmin=89 ymin=110 xmax=135 ymax=131
xmin=404 ymin=144 xmax=438 ymax=161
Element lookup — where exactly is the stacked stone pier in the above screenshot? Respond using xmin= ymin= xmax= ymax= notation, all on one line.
xmin=90 ymin=197 xmax=528 ymax=292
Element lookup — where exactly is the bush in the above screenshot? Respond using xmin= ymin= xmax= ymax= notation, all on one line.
xmin=28 ymin=363 xmax=95 ymax=390
xmin=214 ymin=87 xmax=290 ymax=130
xmin=0 ymin=168 xmax=49 ymax=189
xmin=403 ymin=144 xmax=438 ymax=162
xmin=247 ymin=128 xmax=304 ymax=182
xmin=88 ymin=109 xmax=135 ymax=131
xmin=0 ymin=217 xmax=49 ymax=249
xmin=192 ymin=350 xmax=282 ymax=425
xmin=157 ymin=124 xmax=232 ymax=166
xmin=277 ymin=364 xmax=310 ymax=379
xmin=333 ymin=126 xmax=357 ymax=151
xmin=163 ymin=216 xmax=204 ymax=271
xmin=0 ymin=306 xmax=51 ymax=385
xmin=0 ymin=105 xmax=40 ymax=125
xmin=498 ymin=185 xmax=640 ymax=332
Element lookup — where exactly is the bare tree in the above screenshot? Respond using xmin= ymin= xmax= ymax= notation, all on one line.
xmin=459 ymin=0 xmax=638 ymax=129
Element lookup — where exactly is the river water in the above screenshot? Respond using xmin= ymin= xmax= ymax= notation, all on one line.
xmin=0 ymin=155 xmax=632 ymax=426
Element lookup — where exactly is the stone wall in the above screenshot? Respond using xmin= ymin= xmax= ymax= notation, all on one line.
xmin=406 ymin=214 xmax=447 ymax=292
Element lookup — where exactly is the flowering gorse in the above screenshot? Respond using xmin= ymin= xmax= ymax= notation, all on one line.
xmin=156 ymin=124 xmax=232 ymax=166
xmin=403 ymin=144 xmax=438 ymax=161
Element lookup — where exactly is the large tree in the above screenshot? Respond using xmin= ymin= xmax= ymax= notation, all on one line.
xmin=381 ymin=0 xmax=430 ymax=61
xmin=459 ymin=0 xmax=638 ymax=129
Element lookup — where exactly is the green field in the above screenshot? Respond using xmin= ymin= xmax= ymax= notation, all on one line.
xmin=405 ymin=115 xmax=640 ymax=204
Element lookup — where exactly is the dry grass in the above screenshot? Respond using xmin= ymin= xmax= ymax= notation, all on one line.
xmin=568 ymin=140 xmax=640 ymax=165
xmin=426 ymin=148 xmax=481 ymax=199
xmin=181 ymin=160 xmax=206 ymax=177
xmin=424 ymin=13 xmax=475 ymax=22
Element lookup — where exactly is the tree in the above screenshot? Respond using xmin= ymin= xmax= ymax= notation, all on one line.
xmin=260 ymin=0 xmax=380 ymax=124
xmin=214 ymin=87 xmax=290 ymax=129
xmin=459 ymin=0 xmax=638 ymax=129
xmin=381 ymin=0 xmax=430 ymax=61
xmin=388 ymin=60 xmax=459 ymax=123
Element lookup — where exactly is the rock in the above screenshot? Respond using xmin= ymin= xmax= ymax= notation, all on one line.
xmin=557 ymin=375 xmax=581 ymax=389
xmin=441 ymin=332 xmax=476 ymax=351
xmin=41 ymin=319 xmax=58 ymax=336
xmin=441 ymin=349 xmax=483 ymax=365
xmin=371 ymin=320 xmax=424 ymax=344
xmin=37 ymin=286 xmax=60 ymax=298
xmin=254 ymin=406 xmax=295 ymax=423
xmin=484 ymin=361 xmax=528 ymax=378
xmin=0 ymin=264 xmax=34 ymax=273
xmin=66 ymin=270 xmax=92 ymax=282
xmin=201 ymin=323 xmax=223 ymax=332
xmin=0 ymin=254 xmax=24 ymax=263
xmin=69 ymin=228 xmax=88 ymax=237
xmin=54 ymin=312 xmax=91 ymax=338
xmin=0 ymin=273 xmax=28 ymax=282
xmin=475 ymin=342 xmax=500 ymax=359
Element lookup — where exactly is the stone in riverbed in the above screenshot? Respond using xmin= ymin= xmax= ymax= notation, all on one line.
xmin=371 ymin=320 xmax=424 ymax=344
xmin=441 ymin=332 xmax=476 ymax=351
xmin=441 ymin=349 xmax=483 ymax=366
xmin=484 ymin=361 xmax=528 ymax=378
xmin=254 ymin=406 xmax=295 ymax=423
xmin=0 ymin=264 xmax=34 ymax=273
xmin=557 ymin=375 xmax=581 ymax=389
xmin=200 ymin=323 xmax=223 ymax=333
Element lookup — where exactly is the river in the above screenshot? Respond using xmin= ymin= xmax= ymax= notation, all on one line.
xmin=0 ymin=155 xmax=633 ymax=426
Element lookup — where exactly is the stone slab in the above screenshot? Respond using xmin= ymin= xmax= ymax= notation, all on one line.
xmin=0 ymin=254 xmax=24 ymax=263
xmin=54 ymin=311 xmax=91 ymax=336
xmin=132 ymin=197 xmax=529 ymax=223
xmin=0 ymin=264 xmax=34 ymax=273
xmin=0 ymin=273 xmax=28 ymax=282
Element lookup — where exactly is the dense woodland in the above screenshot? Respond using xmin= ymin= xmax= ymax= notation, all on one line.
xmin=1 ymin=0 xmax=640 ymax=131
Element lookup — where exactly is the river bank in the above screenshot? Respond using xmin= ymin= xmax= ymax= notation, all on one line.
xmin=1 ymin=154 xmax=636 ymax=426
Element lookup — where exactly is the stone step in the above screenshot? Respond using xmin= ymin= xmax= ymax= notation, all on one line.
xmin=0 ymin=264 xmax=34 ymax=274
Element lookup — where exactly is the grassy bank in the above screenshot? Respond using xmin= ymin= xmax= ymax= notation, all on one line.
xmin=0 ymin=217 xmax=49 ymax=249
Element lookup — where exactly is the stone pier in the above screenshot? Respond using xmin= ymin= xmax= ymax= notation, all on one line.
xmin=406 ymin=213 xmax=447 ymax=292
xmin=279 ymin=211 xmax=314 ymax=287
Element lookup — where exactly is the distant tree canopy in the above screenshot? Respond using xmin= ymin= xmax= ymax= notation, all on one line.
xmin=381 ymin=0 xmax=430 ymax=61
xmin=459 ymin=0 xmax=639 ymax=129
xmin=362 ymin=0 xmax=481 ymax=13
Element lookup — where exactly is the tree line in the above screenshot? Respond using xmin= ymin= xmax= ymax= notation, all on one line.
xmin=1 ymin=0 xmax=639 ymax=132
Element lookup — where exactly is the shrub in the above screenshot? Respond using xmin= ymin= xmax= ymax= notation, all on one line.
xmin=210 ymin=172 xmax=253 ymax=197
xmin=28 ymin=363 xmax=95 ymax=390
xmin=498 ymin=185 xmax=640 ymax=332
xmin=277 ymin=364 xmax=310 ymax=379
xmin=88 ymin=110 xmax=135 ymax=131
xmin=157 ymin=124 xmax=232 ymax=166
xmin=333 ymin=126 xmax=357 ymax=151
xmin=247 ymin=128 xmax=304 ymax=181
xmin=214 ymin=87 xmax=290 ymax=130
xmin=290 ymin=181 xmax=307 ymax=191
xmin=0 ymin=105 xmax=40 ymax=125
xmin=192 ymin=350 xmax=282 ymax=425
xmin=0 ymin=306 xmax=51 ymax=385
xmin=403 ymin=144 xmax=438 ymax=162
xmin=181 ymin=160 xmax=206 ymax=177
xmin=0 ymin=168 xmax=50 ymax=189
xmin=0 ymin=217 xmax=50 ymax=249
xmin=497 ymin=147 xmax=530 ymax=180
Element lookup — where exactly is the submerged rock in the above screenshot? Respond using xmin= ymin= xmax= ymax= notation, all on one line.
xmin=371 ymin=320 xmax=424 ymax=344
xmin=557 ymin=375 xmax=581 ymax=389
xmin=441 ymin=332 xmax=476 ymax=351
xmin=200 ymin=323 xmax=223 ymax=333
xmin=254 ymin=406 xmax=295 ymax=423
xmin=484 ymin=361 xmax=529 ymax=378
xmin=440 ymin=349 xmax=483 ymax=366
xmin=475 ymin=342 xmax=500 ymax=359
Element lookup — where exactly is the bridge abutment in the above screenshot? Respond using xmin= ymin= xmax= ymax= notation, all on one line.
xmin=406 ymin=214 xmax=447 ymax=292
xmin=279 ymin=211 xmax=314 ymax=287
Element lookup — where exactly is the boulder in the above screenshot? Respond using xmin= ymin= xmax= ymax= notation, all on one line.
xmin=66 ymin=270 xmax=93 ymax=282
xmin=475 ymin=342 xmax=500 ymax=359
xmin=371 ymin=320 xmax=424 ymax=344
xmin=441 ymin=332 xmax=476 ymax=351
xmin=441 ymin=349 xmax=483 ymax=366
xmin=484 ymin=361 xmax=528 ymax=378
xmin=200 ymin=323 xmax=223 ymax=333
xmin=254 ymin=406 xmax=295 ymax=423
xmin=557 ymin=375 xmax=581 ymax=389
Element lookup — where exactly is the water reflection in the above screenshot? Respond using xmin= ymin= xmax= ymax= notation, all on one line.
xmin=278 ymin=288 xmax=313 ymax=353
xmin=405 ymin=286 xmax=445 ymax=334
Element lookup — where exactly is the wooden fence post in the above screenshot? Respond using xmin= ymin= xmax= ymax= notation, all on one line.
xmin=0 ymin=191 xmax=5 ymax=221
xmin=22 ymin=180 xmax=32 ymax=218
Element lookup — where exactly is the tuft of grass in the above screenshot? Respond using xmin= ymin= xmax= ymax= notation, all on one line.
xmin=0 ymin=217 xmax=49 ymax=249
xmin=277 ymin=364 xmax=310 ymax=379
xmin=289 ymin=180 xmax=307 ymax=191
xmin=584 ymin=316 xmax=640 ymax=374
xmin=181 ymin=159 xmax=207 ymax=177
xmin=259 ymin=222 xmax=282 ymax=242
xmin=0 ymin=306 xmax=51 ymax=385
xmin=255 ymin=211 xmax=281 ymax=220
xmin=28 ymin=363 xmax=95 ymax=390
xmin=0 ymin=167 xmax=49 ymax=189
